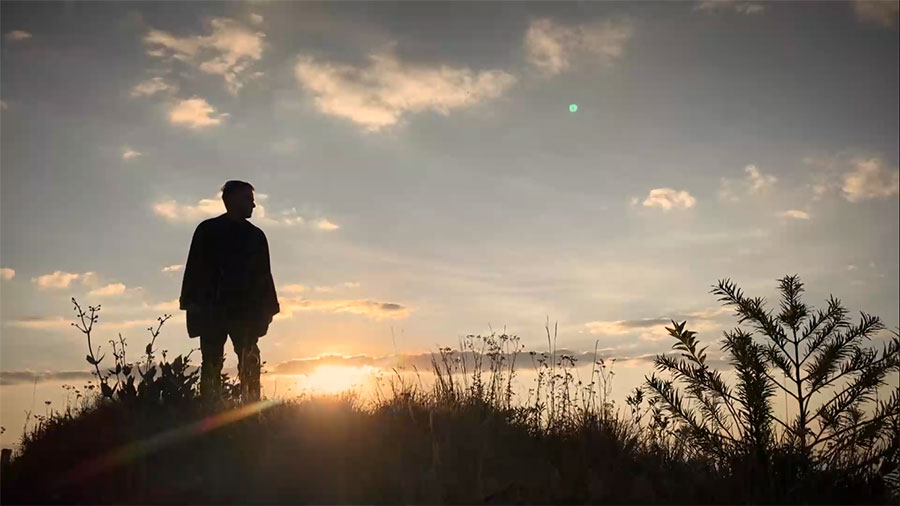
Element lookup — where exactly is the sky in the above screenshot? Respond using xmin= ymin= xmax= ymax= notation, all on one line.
xmin=1 ymin=1 xmax=899 ymax=446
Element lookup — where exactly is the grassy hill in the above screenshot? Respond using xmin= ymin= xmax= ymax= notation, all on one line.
xmin=2 ymin=277 xmax=898 ymax=504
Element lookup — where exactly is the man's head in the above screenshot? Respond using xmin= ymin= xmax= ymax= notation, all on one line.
xmin=221 ymin=180 xmax=256 ymax=219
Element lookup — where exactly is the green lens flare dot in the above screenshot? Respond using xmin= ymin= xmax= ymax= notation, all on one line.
xmin=569 ymin=104 xmax=578 ymax=112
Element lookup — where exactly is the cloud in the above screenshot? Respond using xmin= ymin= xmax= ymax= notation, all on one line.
xmin=0 ymin=267 xmax=14 ymax=280
xmin=4 ymin=30 xmax=32 ymax=41
xmin=778 ymin=209 xmax=811 ymax=220
xmin=153 ymin=194 xmax=225 ymax=223
xmin=168 ymin=97 xmax=226 ymax=128
xmin=5 ymin=315 xmax=71 ymax=329
xmin=640 ymin=188 xmax=697 ymax=211
xmin=31 ymin=270 xmax=97 ymax=289
xmin=695 ymin=1 xmax=765 ymax=15
xmin=284 ymin=282 xmax=358 ymax=294
xmin=293 ymin=45 xmax=517 ymax=132
xmin=524 ymin=18 xmax=633 ymax=76
xmin=250 ymin=13 xmax=264 ymax=25
xmin=256 ymin=207 xmax=338 ymax=230
xmin=315 ymin=218 xmax=340 ymax=231
xmin=585 ymin=307 xmax=729 ymax=341
xmin=144 ymin=18 xmax=265 ymax=94
xmin=0 ymin=370 xmax=94 ymax=386
xmin=853 ymin=0 xmax=899 ymax=28
xmin=842 ymin=158 xmax=900 ymax=202
xmin=718 ymin=164 xmax=777 ymax=201
xmin=584 ymin=318 xmax=671 ymax=337
xmin=254 ymin=206 xmax=305 ymax=227
xmin=81 ymin=272 xmax=100 ymax=287
xmin=717 ymin=178 xmax=741 ymax=203
xmin=130 ymin=77 xmax=179 ymax=98
xmin=153 ymin=298 xmax=180 ymax=312
xmin=87 ymin=283 xmax=128 ymax=297
xmin=122 ymin=148 xmax=142 ymax=161
xmin=745 ymin=164 xmax=777 ymax=193
xmin=803 ymin=154 xmax=851 ymax=200
xmin=269 ymin=346 xmax=672 ymax=378
xmin=154 ymin=194 xmax=337 ymax=229
xmin=162 ymin=264 xmax=184 ymax=273
xmin=276 ymin=296 xmax=412 ymax=321
xmin=107 ymin=318 xmax=162 ymax=329
xmin=809 ymin=182 xmax=831 ymax=201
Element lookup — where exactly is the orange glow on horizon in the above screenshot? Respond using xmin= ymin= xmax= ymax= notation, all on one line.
xmin=297 ymin=365 xmax=378 ymax=395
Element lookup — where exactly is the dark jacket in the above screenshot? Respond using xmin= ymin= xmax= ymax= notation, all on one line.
xmin=179 ymin=214 xmax=280 ymax=338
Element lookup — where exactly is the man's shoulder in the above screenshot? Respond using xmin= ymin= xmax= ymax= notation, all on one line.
xmin=246 ymin=220 xmax=266 ymax=236
xmin=198 ymin=215 xmax=227 ymax=230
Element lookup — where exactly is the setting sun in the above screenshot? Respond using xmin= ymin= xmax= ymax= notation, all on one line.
xmin=297 ymin=365 xmax=378 ymax=395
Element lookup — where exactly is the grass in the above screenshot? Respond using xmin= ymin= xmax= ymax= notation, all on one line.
xmin=0 ymin=299 xmax=897 ymax=504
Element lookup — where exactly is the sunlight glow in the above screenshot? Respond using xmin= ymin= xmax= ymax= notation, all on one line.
xmin=299 ymin=365 xmax=378 ymax=395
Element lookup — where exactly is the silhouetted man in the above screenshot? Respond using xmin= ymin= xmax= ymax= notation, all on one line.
xmin=179 ymin=180 xmax=279 ymax=403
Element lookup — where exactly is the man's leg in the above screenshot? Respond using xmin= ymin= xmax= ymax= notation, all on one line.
xmin=199 ymin=330 xmax=228 ymax=402
xmin=231 ymin=323 xmax=261 ymax=402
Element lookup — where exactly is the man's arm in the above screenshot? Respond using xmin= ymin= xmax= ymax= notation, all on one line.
xmin=259 ymin=231 xmax=280 ymax=320
xmin=179 ymin=223 xmax=210 ymax=312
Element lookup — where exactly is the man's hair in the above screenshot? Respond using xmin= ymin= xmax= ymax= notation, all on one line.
xmin=221 ymin=180 xmax=255 ymax=200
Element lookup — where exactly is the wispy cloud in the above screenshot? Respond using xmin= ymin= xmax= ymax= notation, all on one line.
xmin=31 ymin=271 xmax=99 ymax=289
xmin=294 ymin=43 xmax=516 ymax=132
xmin=585 ymin=307 xmax=729 ymax=341
xmin=4 ymin=30 xmax=32 ymax=41
xmin=255 ymin=203 xmax=338 ymax=230
xmin=249 ymin=13 xmax=264 ymax=25
xmin=778 ymin=209 xmax=811 ymax=220
xmin=718 ymin=164 xmax=777 ymax=202
xmin=842 ymin=158 xmax=900 ymax=202
xmin=152 ymin=298 xmax=180 ymax=312
xmin=153 ymin=194 xmax=224 ymax=223
xmin=745 ymin=164 xmax=777 ymax=193
xmin=0 ymin=370 xmax=94 ymax=386
xmin=853 ymin=0 xmax=899 ymax=28
xmin=122 ymin=148 xmax=142 ymax=161
xmin=268 ymin=347 xmax=682 ymax=378
xmin=524 ymin=18 xmax=633 ymax=76
xmin=695 ymin=1 xmax=765 ymax=15
xmin=168 ymin=97 xmax=226 ymax=129
xmin=314 ymin=218 xmax=340 ymax=231
xmin=276 ymin=296 xmax=412 ymax=321
xmin=144 ymin=18 xmax=265 ymax=94
xmin=130 ymin=77 xmax=179 ymax=98
xmin=87 ymin=283 xmax=139 ymax=297
xmin=279 ymin=284 xmax=308 ymax=294
xmin=153 ymin=194 xmax=338 ymax=230
xmin=162 ymin=264 xmax=184 ymax=273
xmin=6 ymin=315 xmax=71 ymax=329
xmin=639 ymin=188 xmax=697 ymax=212
xmin=0 ymin=267 xmax=15 ymax=280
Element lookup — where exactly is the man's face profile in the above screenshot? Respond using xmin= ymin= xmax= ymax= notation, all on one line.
xmin=226 ymin=187 xmax=256 ymax=219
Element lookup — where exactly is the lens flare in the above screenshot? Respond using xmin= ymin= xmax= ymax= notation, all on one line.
xmin=58 ymin=399 xmax=277 ymax=485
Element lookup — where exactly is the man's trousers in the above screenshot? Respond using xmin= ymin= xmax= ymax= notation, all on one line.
xmin=199 ymin=317 xmax=261 ymax=403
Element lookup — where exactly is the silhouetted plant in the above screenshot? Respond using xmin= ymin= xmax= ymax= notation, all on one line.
xmin=65 ymin=297 xmax=237 ymax=408
xmin=645 ymin=274 xmax=900 ymax=498
xmin=6 ymin=284 xmax=896 ymax=505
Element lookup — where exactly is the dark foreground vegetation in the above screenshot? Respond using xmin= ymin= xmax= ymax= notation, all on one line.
xmin=1 ymin=275 xmax=898 ymax=504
